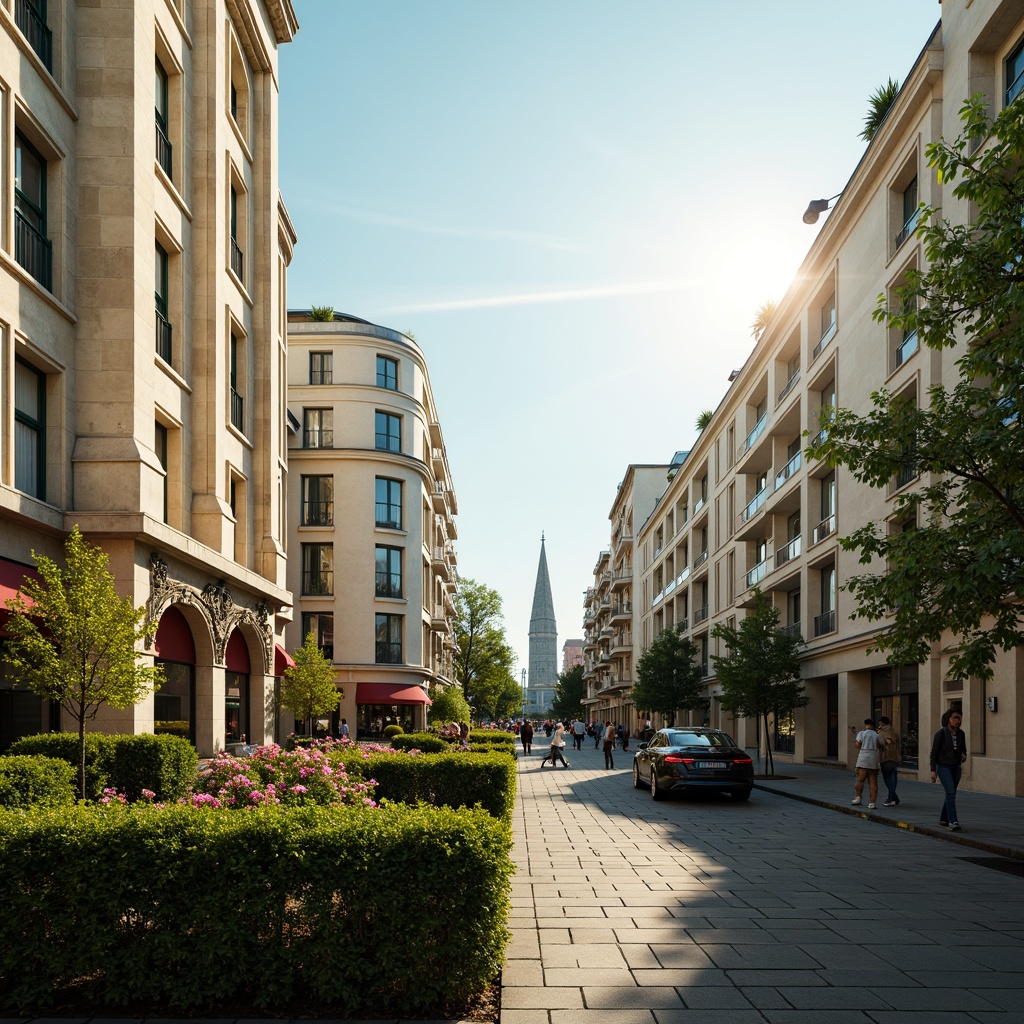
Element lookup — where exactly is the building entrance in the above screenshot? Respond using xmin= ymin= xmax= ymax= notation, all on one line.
xmin=872 ymin=665 xmax=919 ymax=768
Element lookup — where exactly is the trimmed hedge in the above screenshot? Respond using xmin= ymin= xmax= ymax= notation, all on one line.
xmin=8 ymin=733 xmax=197 ymax=802
xmin=0 ymin=756 xmax=75 ymax=808
xmin=382 ymin=724 xmax=404 ymax=739
xmin=0 ymin=802 xmax=512 ymax=1015
xmin=390 ymin=732 xmax=449 ymax=753
xmin=469 ymin=730 xmax=516 ymax=744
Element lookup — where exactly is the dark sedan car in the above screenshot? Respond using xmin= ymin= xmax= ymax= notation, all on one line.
xmin=633 ymin=728 xmax=754 ymax=801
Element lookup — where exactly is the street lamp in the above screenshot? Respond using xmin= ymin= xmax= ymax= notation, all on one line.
xmin=802 ymin=192 xmax=844 ymax=224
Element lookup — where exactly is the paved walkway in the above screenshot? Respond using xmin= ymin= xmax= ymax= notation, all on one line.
xmin=503 ymin=739 xmax=1024 ymax=1024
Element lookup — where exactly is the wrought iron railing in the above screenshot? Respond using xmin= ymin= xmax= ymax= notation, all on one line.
xmin=156 ymin=119 xmax=173 ymax=177
xmin=230 ymin=387 xmax=244 ymax=432
xmin=230 ymin=237 xmax=244 ymax=279
xmin=16 ymin=0 xmax=51 ymax=71
xmin=156 ymin=308 xmax=172 ymax=363
xmin=814 ymin=609 xmax=836 ymax=636
xmin=15 ymin=209 xmax=52 ymax=290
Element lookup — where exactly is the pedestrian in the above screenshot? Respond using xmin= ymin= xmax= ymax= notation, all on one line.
xmin=550 ymin=721 xmax=569 ymax=767
xmin=520 ymin=719 xmax=534 ymax=755
xmin=930 ymin=708 xmax=967 ymax=831
xmin=572 ymin=718 xmax=586 ymax=750
xmin=850 ymin=718 xmax=882 ymax=809
xmin=602 ymin=720 xmax=616 ymax=770
xmin=593 ymin=721 xmax=602 ymax=748
xmin=340 ymin=718 xmax=350 ymax=740
xmin=459 ymin=720 xmax=470 ymax=750
xmin=877 ymin=715 xmax=901 ymax=807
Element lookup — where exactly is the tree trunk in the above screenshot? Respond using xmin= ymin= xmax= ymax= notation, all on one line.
xmin=77 ymin=715 xmax=87 ymax=801
xmin=763 ymin=712 xmax=775 ymax=776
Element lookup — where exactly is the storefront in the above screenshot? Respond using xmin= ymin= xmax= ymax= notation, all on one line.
xmin=871 ymin=664 xmax=919 ymax=768
xmin=356 ymin=682 xmax=431 ymax=737
xmin=153 ymin=606 xmax=196 ymax=745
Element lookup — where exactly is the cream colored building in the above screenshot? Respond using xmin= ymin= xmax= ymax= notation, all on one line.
xmin=0 ymin=0 xmax=298 ymax=755
xmin=589 ymin=0 xmax=1024 ymax=797
xmin=285 ymin=312 xmax=459 ymax=738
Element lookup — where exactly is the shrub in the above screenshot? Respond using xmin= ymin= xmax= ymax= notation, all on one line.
xmin=8 ymin=733 xmax=113 ymax=800
xmin=0 ymin=802 xmax=512 ymax=1015
xmin=469 ymin=730 xmax=516 ymax=745
xmin=390 ymin=732 xmax=448 ymax=754
xmin=105 ymin=734 xmax=197 ymax=802
xmin=0 ymin=756 xmax=76 ymax=808
xmin=382 ymin=724 xmax=404 ymax=740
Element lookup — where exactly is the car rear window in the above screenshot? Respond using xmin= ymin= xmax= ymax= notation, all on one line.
xmin=665 ymin=731 xmax=734 ymax=748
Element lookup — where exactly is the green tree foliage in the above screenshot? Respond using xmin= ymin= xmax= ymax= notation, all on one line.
xmin=307 ymin=305 xmax=335 ymax=321
xmin=750 ymin=299 xmax=778 ymax=340
xmin=3 ymin=526 xmax=163 ymax=799
xmin=550 ymin=664 xmax=586 ymax=722
xmin=807 ymin=96 xmax=1024 ymax=682
xmin=860 ymin=77 xmax=900 ymax=141
xmin=695 ymin=409 xmax=714 ymax=432
xmin=631 ymin=628 xmax=706 ymax=726
xmin=711 ymin=590 xmax=807 ymax=775
xmin=279 ymin=631 xmax=339 ymax=735
xmin=454 ymin=578 xmax=518 ymax=719
xmin=490 ymin=674 xmax=524 ymax=721
xmin=428 ymin=683 xmax=472 ymax=726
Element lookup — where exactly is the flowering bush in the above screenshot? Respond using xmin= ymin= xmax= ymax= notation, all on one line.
xmin=190 ymin=744 xmax=377 ymax=810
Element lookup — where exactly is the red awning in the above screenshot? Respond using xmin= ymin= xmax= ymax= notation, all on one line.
xmin=274 ymin=643 xmax=295 ymax=676
xmin=356 ymin=683 xmax=431 ymax=706
xmin=0 ymin=558 xmax=38 ymax=612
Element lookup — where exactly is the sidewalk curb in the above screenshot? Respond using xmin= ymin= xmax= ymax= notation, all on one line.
xmin=753 ymin=781 xmax=1024 ymax=862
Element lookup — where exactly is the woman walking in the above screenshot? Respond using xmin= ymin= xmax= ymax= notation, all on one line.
xmin=520 ymin=719 xmax=534 ymax=755
xmin=930 ymin=709 xmax=968 ymax=831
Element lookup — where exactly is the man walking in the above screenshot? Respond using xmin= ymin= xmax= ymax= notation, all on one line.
xmin=877 ymin=715 xmax=901 ymax=807
xmin=572 ymin=718 xmax=586 ymax=750
xmin=850 ymin=718 xmax=882 ymax=809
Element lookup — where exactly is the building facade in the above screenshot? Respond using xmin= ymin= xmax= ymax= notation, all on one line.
xmin=586 ymin=0 xmax=1024 ymax=797
xmin=561 ymin=639 xmax=584 ymax=674
xmin=524 ymin=535 xmax=557 ymax=717
xmin=285 ymin=312 xmax=459 ymax=738
xmin=0 ymin=0 xmax=298 ymax=755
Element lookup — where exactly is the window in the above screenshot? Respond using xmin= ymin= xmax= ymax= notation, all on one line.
xmin=375 ymin=613 xmax=403 ymax=664
xmin=228 ymin=36 xmax=250 ymax=140
xmin=302 ymin=612 xmax=334 ymax=662
xmin=156 ymin=421 xmax=168 ymax=523
xmin=895 ymin=177 xmax=919 ymax=249
xmin=15 ymin=0 xmax=51 ymax=71
xmin=15 ymin=131 xmax=51 ymax=291
xmin=301 ymin=543 xmax=334 ymax=596
xmin=228 ymin=187 xmax=241 ymax=280
xmin=229 ymin=333 xmax=245 ymax=433
xmin=303 ymin=408 xmax=333 ymax=448
xmin=375 ymin=411 xmax=401 ymax=452
xmin=815 ymin=565 xmax=836 ymax=636
xmin=155 ymin=242 xmax=172 ymax=362
xmin=375 ymin=477 xmax=403 ymax=529
xmin=301 ymin=475 xmax=334 ymax=526
xmin=225 ymin=671 xmax=249 ymax=745
xmin=812 ymin=471 xmax=836 ymax=545
xmin=15 ymin=357 xmax=45 ymax=500
xmin=1006 ymin=34 xmax=1024 ymax=107
xmin=375 ymin=546 xmax=403 ymax=598
xmin=814 ymin=291 xmax=837 ymax=358
xmin=376 ymin=355 xmax=398 ymax=390
xmin=155 ymin=59 xmax=172 ymax=176
xmin=892 ymin=292 xmax=919 ymax=370
xmin=310 ymin=352 xmax=332 ymax=385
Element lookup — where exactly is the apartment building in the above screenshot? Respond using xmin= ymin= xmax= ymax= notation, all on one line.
xmin=581 ymin=464 xmax=669 ymax=731
xmin=0 ymin=0 xmax=298 ymax=755
xmin=285 ymin=312 xmax=459 ymax=738
xmin=590 ymin=0 xmax=1024 ymax=797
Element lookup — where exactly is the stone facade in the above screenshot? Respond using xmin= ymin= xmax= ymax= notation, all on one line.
xmin=0 ymin=0 xmax=298 ymax=755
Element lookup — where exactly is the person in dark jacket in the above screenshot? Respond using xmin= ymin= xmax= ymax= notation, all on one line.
xmin=930 ymin=709 xmax=967 ymax=831
xmin=520 ymin=720 xmax=534 ymax=755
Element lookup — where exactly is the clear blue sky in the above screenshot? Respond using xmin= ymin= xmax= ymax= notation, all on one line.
xmin=279 ymin=1 xmax=942 ymax=680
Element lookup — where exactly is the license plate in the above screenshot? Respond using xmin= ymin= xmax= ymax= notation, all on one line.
xmin=699 ymin=761 xmax=728 ymax=769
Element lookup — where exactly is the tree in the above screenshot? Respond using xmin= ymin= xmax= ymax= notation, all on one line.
xmin=280 ymin=631 xmax=339 ymax=736
xmin=428 ymin=683 xmax=471 ymax=727
xmin=3 ymin=526 xmax=163 ymax=798
xmin=454 ymin=578 xmax=517 ymax=717
xmin=550 ymin=664 xmax=586 ymax=722
xmin=807 ymin=96 xmax=1024 ymax=682
xmin=859 ymin=77 xmax=900 ymax=141
xmin=490 ymin=674 xmax=524 ymax=721
xmin=631 ymin=628 xmax=706 ymax=727
xmin=711 ymin=590 xmax=807 ymax=775
xmin=750 ymin=299 xmax=778 ymax=340
xmin=695 ymin=409 xmax=714 ymax=432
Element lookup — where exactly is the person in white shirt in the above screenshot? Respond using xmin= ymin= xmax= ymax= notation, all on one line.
xmin=571 ymin=718 xmax=586 ymax=750
xmin=850 ymin=718 xmax=882 ymax=809
xmin=549 ymin=721 xmax=569 ymax=767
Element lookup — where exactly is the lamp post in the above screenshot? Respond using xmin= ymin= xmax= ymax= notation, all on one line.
xmin=802 ymin=191 xmax=844 ymax=224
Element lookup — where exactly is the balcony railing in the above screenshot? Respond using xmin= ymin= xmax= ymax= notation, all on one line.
xmin=812 ymin=514 xmax=836 ymax=545
xmin=693 ymin=605 xmax=708 ymax=625
xmin=692 ymin=550 xmax=708 ymax=571
xmin=775 ymin=451 xmax=801 ymax=489
xmin=775 ymin=535 xmax=802 ymax=567
xmin=375 ymin=642 xmax=402 ymax=665
xmin=895 ymin=461 xmax=918 ymax=491
xmin=230 ymin=387 xmax=244 ymax=432
xmin=302 ymin=500 xmax=334 ymax=526
xmin=676 ymin=617 xmax=688 ymax=632
xmin=740 ymin=486 xmax=770 ymax=525
xmin=303 ymin=429 xmax=333 ymax=449
xmin=230 ymin=237 xmax=244 ymax=280
xmin=814 ymin=609 xmax=836 ymax=637
xmin=155 ymin=119 xmax=173 ymax=177
xmin=895 ymin=330 xmax=919 ymax=368
xmin=15 ymin=209 xmax=52 ymax=291
xmin=813 ymin=320 xmax=837 ymax=360
xmin=16 ymin=0 xmax=52 ymax=71
xmin=895 ymin=207 xmax=920 ymax=249
xmin=693 ymin=495 xmax=706 ymax=516
xmin=700 ymin=660 xmax=709 ymax=677
xmin=778 ymin=369 xmax=800 ymax=403
xmin=778 ymin=623 xmax=801 ymax=639
xmin=741 ymin=411 xmax=768 ymax=456
xmin=155 ymin=308 xmax=172 ymax=363
xmin=746 ymin=559 xmax=769 ymax=588
xmin=676 ymin=565 xmax=690 ymax=587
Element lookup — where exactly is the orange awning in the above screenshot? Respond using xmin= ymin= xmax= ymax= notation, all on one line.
xmin=356 ymin=683 xmax=431 ymax=706
xmin=274 ymin=643 xmax=296 ymax=676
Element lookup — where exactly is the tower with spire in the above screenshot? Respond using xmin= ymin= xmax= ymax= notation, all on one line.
xmin=526 ymin=533 xmax=558 ymax=717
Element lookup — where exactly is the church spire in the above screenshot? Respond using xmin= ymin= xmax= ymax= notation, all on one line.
xmin=527 ymin=534 xmax=557 ymax=714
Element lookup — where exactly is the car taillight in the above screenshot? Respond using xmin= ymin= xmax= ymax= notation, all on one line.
xmin=733 ymin=754 xmax=753 ymax=764
xmin=664 ymin=755 xmax=694 ymax=764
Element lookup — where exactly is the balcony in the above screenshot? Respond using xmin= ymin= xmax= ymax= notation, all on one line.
xmin=431 ymin=546 xmax=451 ymax=579
xmin=691 ymin=550 xmax=708 ymax=573
xmin=775 ymin=451 xmax=801 ymax=490
xmin=813 ymin=320 xmax=837 ymax=361
xmin=156 ymin=119 xmax=173 ymax=177
xmin=739 ymin=411 xmax=768 ymax=458
xmin=746 ymin=558 xmax=769 ymax=589
xmin=778 ymin=369 xmax=800 ymax=404
xmin=609 ymin=602 xmax=632 ymax=624
xmin=692 ymin=495 xmax=706 ymax=517
xmin=894 ymin=330 xmax=919 ymax=368
xmin=16 ymin=0 xmax=51 ymax=71
xmin=155 ymin=308 xmax=173 ymax=364
xmin=676 ymin=617 xmax=689 ymax=632
xmin=814 ymin=609 xmax=836 ymax=637
xmin=230 ymin=388 xmax=244 ymax=432
xmin=693 ymin=605 xmax=708 ymax=625
xmin=778 ymin=623 xmax=801 ymax=639
xmin=652 ymin=589 xmax=664 ymax=607
xmin=895 ymin=207 xmax=920 ymax=249
xmin=811 ymin=514 xmax=836 ymax=546
xmin=675 ymin=565 xmax=691 ymax=587
xmin=230 ymin=237 xmax=244 ymax=280
xmin=431 ymin=482 xmax=447 ymax=513
xmin=611 ymin=571 xmax=631 ymax=592
xmin=738 ymin=486 xmax=770 ymax=527
xmin=775 ymin=535 xmax=802 ymax=567
xmin=15 ymin=209 xmax=52 ymax=291
xmin=894 ymin=461 xmax=918 ymax=491
xmin=611 ymin=631 xmax=632 ymax=654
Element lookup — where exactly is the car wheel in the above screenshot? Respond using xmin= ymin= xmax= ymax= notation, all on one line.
xmin=633 ymin=762 xmax=643 ymax=789
xmin=650 ymin=767 xmax=664 ymax=801
xmin=731 ymin=788 xmax=752 ymax=802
